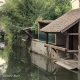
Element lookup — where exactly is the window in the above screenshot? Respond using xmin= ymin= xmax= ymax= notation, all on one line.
xmin=48 ymin=33 xmax=55 ymax=43
xmin=39 ymin=31 xmax=55 ymax=43
xmin=39 ymin=31 xmax=46 ymax=41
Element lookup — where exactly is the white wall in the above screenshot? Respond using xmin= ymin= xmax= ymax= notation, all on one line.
xmin=31 ymin=40 xmax=47 ymax=56
xmin=31 ymin=39 xmax=58 ymax=72
xmin=71 ymin=0 xmax=79 ymax=9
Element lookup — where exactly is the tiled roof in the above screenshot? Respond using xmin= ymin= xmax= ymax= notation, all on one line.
xmin=41 ymin=9 xmax=80 ymax=33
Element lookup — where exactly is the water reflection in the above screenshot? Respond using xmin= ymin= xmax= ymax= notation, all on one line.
xmin=0 ymin=57 xmax=79 ymax=80
xmin=39 ymin=66 xmax=78 ymax=80
xmin=0 ymin=51 xmax=38 ymax=80
xmin=2 ymin=60 xmax=39 ymax=80
xmin=0 ymin=51 xmax=79 ymax=80
xmin=78 ymin=71 xmax=80 ymax=80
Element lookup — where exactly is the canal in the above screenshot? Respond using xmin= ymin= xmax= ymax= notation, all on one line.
xmin=39 ymin=66 xmax=78 ymax=80
xmin=0 ymin=39 xmax=78 ymax=80
xmin=0 ymin=50 xmax=78 ymax=80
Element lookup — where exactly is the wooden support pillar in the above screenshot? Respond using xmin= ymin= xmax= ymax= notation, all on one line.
xmin=66 ymin=33 xmax=73 ymax=58
xmin=45 ymin=32 xmax=49 ymax=71
xmin=45 ymin=32 xmax=48 ymax=44
xmin=78 ymin=22 xmax=80 ymax=70
xmin=66 ymin=34 xmax=69 ymax=49
xmin=66 ymin=34 xmax=69 ymax=58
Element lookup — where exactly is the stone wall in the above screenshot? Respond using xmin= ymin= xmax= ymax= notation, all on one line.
xmin=31 ymin=39 xmax=58 ymax=72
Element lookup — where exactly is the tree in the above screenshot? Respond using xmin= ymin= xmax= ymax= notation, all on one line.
xmin=1 ymin=0 xmax=71 ymax=27
xmin=0 ymin=0 xmax=71 ymax=78
xmin=42 ymin=0 xmax=71 ymax=19
xmin=0 ymin=0 xmax=71 ymax=60
xmin=31 ymin=0 xmax=71 ymax=36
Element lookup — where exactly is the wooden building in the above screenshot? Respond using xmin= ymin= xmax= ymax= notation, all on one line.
xmin=31 ymin=20 xmax=58 ymax=72
xmin=41 ymin=9 xmax=80 ymax=70
xmin=31 ymin=0 xmax=80 ymax=74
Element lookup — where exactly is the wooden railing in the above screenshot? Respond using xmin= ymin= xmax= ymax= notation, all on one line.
xmin=44 ymin=44 xmax=78 ymax=53
xmin=44 ymin=44 xmax=67 ymax=52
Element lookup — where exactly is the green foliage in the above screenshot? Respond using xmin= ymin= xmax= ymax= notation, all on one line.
xmin=0 ymin=0 xmax=72 ymax=79
xmin=0 ymin=0 xmax=71 ymax=60
xmin=42 ymin=0 xmax=71 ymax=19
xmin=31 ymin=22 xmax=38 ymax=38
xmin=31 ymin=0 xmax=71 ymax=35
xmin=2 ymin=32 xmax=13 ymax=60
xmin=0 ymin=0 xmax=71 ymax=58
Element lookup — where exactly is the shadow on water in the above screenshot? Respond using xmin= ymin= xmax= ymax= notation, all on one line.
xmin=0 ymin=36 xmax=39 ymax=80
xmin=0 ymin=49 xmax=39 ymax=80
xmin=3 ymin=57 xmax=39 ymax=80
xmin=0 ymin=49 xmax=79 ymax=80
xmin=39 ymin=66 xmax=78 ymax=80
xmin=0 ymin=36 xmax=79 ymax=80
xmin=0 ymin=45 xmax=79 ymax=80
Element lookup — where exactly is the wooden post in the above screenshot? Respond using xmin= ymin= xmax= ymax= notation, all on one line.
xmin=66 ymin=34 xmax=69 ymax=58
xmin=46 ymin=46 xmax=49 ymax=71
xmin=66 ymin=34 xmax=69 ymax=49
xmin=66 ymin=33 xmax=72 ymax=58
xmin=78 ymin=22 xmax=80 ymax=70
xmin=38 ymin=23 xmax=40 ymax=40
xmin=45 ymin=32 xmax=48 ymax=44
xmin=45 ymin=32 xmax=49 ymax=71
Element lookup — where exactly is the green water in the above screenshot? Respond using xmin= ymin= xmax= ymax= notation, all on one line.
xmin=0 ymin=46 xmax=78 ymax=80
xmin=0 ymin=58 xmax=39 ymax=80
xmin=39 ymin=67 xmax=78 ymax=80
xmin=0 ymin=61 xmax=78 ymax=80
xmin=0 ymin=54 xmax=78 ymax=80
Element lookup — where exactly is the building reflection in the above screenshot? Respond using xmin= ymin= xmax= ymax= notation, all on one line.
xmin=39 ymin=66 xmax=78 ymax=80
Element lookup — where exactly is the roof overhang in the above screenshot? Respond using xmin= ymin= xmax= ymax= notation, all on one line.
xmin=37 ymin=20 xmax=53 ymax=24
xmin=40 ymin=19 xmax=80 ymax=33
xmin=60 ymin=19 xmax=80 ymax=33
xmin=40 ymin=9 xmax=80 ymax=33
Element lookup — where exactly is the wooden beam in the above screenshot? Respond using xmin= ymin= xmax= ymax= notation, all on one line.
xmin=67 ymin=50 xmax=78 ymax=53
xmin=78 ymin=21 xmax=80 ymax=70
xmin=38 ymin=23 xmax=40 ymax=39
xmin=45 ymin=32 xmax=49 ymax=71
xmin=24 ymin=30 xmax=32 ymax=38
xmin=44 ymin=44 xmax=66 ymax=52
xmin=22 ymin=27 xmax=32 ymax=30
xmin=45 ymin=33 xmax=48 ymax=44
xmin=67 ymin=33 xmax=79 ymax=35
xmin=55 ymin=59 xmax=78 ymax=70
xmin=66 ymin=34 xmax=69 ymax=50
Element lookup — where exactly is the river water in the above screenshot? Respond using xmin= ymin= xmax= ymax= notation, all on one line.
xmin=0 ymin=54 xmax=78 ymax=80
xmin=0 ymin=47 xmax=78 ymax=80
xmin=39 ymin=66 xmax=78 ymax=80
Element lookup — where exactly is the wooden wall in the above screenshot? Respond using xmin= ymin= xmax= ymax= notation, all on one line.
xmin=55 ymin=33 xmax=66 ymax=47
